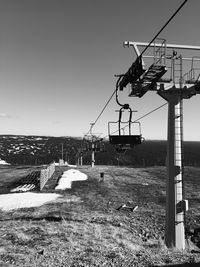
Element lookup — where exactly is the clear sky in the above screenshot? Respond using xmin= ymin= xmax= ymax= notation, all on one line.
xmin=0 ymin=0 xmax=199 ymax=140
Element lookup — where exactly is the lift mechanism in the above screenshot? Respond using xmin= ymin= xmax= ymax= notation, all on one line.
xmin=108 ymin=76 xmax=143 ymax=152
xmin=82 ymin=135 xmax=104 ymax=152
xmin=116 ymin=38 xmax=200 ymax=249
xmin=120 ymin=39 xmax=200 ymax=96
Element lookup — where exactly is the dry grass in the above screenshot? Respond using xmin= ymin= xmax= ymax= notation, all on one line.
xmin=0 ymin=165 xmax=200 ymax=266
xmin=0 ymin=165 xmax=40 ymax=194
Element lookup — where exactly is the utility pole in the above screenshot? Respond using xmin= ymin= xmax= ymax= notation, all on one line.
xmin=90 ymin=123 xmax=95 ymax=168
xmin=91 ymin=143 xmax=95 ymax=168
xmin=80 ymin=152 xmax=83 ymax=166
xmin=119 ymin=39 xmax=200 ymax=249
xmin=59 ymin=143 xmax=64 ymax=166
xmin=61 ymin=143 xmax=64 ymax=161
xmin=76 ymin=150 xmax=83 ymax=166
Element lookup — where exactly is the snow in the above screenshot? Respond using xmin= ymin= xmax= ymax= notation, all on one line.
xmin=0 ymin=159 xmax=10 ymax=165
xmin=54 ymin=161 xmax=77 ymax=167
xmin=34 ymin=137 xmax=48 ymax=141
xmin=55 ymin=169 xmax=88 ymax=190
xmin=0 ymin=192 xmax=61 ymax=211
xmin=0 ymin=169 xmax=87 ymax=211
xmin=65 ymin=161 xmax=77 ymax=168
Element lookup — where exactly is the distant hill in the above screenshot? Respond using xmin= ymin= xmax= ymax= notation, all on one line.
xmin=0 ymin=135 xmax=81 ymax=165
xmin=0 ymin=135 xmax=200 ymax=166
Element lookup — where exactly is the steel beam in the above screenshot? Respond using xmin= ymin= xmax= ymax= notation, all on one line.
xmin=124 ymin=41 xmax=200 ymax=52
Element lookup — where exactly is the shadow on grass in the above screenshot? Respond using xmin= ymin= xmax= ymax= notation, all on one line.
xmin=0 ymin=170 xmax=41 ymax=194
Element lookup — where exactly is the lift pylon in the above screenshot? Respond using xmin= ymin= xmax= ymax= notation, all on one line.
xmin=82 ymin=124 xmax=105 ymax=167
xmin=119 ymin=39 xmax=200 ymax=249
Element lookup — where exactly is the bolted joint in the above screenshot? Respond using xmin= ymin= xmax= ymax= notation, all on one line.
xmin=123 ymin=104 xmax=129 ymax=109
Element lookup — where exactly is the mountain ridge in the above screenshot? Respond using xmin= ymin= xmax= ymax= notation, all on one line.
xmin=0 ymin=135 xmax=199 ymax=166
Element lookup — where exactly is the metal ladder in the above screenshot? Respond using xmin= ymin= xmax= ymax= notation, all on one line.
xmin=183 ymin=57 xmax=200 ymax=84
xmin=153 ymin=38 xmax=167 ymax=65
xmin=141 ymin=38 xmax=167 ymax=83
xmin=173 ymin=55 xmax=186 ymax=227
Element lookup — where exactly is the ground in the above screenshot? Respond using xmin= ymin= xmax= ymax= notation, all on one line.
xmin=0 ymin=165 xmax=200 ymax=266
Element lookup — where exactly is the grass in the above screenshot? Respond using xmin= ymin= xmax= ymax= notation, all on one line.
xmin=0 ymin=165 xmax=200 ymax=266
xmin=0 ymin=165 xmax=41 ymax=194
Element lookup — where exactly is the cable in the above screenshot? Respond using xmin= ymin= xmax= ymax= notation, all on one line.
xmin=94 ymin=89 xmax=117 ymax=126
xmin=132 ymin=103 xmax=167 ymax=123
xmin=104 ymin=102 xmax=167 ymax=139
xmin=85 ymin=87 xmax=117 ymax=135
xmin=140 ymin=0 xmax=188 ymax=57
xmin=85 ymin=0 xmax=188 ymax=135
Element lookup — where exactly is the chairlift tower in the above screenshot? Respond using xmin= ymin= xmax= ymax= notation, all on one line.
xmin=83 ymin=123 xmax=104 ymax=168
xmin=119 ymin=39 xmax=200 ymax=249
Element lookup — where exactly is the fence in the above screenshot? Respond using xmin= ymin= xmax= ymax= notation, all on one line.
xmin=40 ymin=162 xmax=55 ymax=191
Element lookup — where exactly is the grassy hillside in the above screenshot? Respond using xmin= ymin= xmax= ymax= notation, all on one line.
xmin=0 ymin=166 xmax=200 ymax=266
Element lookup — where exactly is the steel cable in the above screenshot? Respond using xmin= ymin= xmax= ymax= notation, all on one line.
xmin=85 ymin=0 xmax=188 ymax=135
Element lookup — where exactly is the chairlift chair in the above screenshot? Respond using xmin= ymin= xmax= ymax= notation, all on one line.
xmin=108 ymin=105 xmax=143 ymax=152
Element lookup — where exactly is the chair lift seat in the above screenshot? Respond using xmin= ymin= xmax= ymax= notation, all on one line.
xmin=109 ymin=135 xmax=142 ymax=145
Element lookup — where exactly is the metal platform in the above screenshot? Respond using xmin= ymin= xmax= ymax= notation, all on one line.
xmin=141 ymin=64 xmax=167 ymax=83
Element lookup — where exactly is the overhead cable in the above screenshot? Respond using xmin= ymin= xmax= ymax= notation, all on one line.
xmin=85 ymin=0 xmax=188 ymax=134
xmin=132 ymin=103 xmax=167 ymax=123
xmin=86 ymin=88 xmax=117 ymax=135
xmin=140 ymin=0 xmax=188 ymax=57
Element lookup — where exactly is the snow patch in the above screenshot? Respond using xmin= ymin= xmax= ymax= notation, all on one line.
xmin=55 ymin=169 xmax=88 ymax=190
xmin=54 ymin=161 xmax=77 ymax=167
xmin=0 ymin=159 xmax=10 ymax=165
xmin=0 ymin=192 xmax=61 ymax=211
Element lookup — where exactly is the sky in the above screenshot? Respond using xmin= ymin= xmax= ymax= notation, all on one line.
xmin=0 ymin=0 xmax=200 ymax=141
